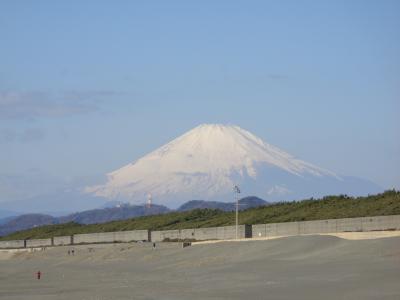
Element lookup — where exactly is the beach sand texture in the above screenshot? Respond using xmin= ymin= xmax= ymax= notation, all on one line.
xmin=1 ymin=235 xmax=399 ymax=300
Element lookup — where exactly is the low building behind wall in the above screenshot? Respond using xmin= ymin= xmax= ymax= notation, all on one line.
xmin=0 ymin=240 xmax=25 ymax=249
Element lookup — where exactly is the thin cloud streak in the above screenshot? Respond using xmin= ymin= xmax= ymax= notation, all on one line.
xmin=0 ymin=128 xmax=45 ymax=143
xmin=0 ymin=90 xmax=117 ymax=120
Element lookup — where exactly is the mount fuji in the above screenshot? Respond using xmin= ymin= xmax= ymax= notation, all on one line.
xmin=86 ymin=124 xmax=381 ymax=207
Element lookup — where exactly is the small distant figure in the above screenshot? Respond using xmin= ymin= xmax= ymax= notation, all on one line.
xmin=36 ymin=271 xmax=41 ymax=280
xmin=71 ymin=249 xmax=75 ymax=256
xmin=152 ymin=242 xmax=156 ymax=250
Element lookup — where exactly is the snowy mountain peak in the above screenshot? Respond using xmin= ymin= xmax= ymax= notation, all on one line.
xmin=86 ymin=124 xmax=346 ymax=206
xmin=137 ymin=123 xmax=336 ymax=178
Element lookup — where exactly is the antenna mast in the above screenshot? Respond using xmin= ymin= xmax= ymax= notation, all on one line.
xmin=146 ymin=193 xmax=152 ymax=208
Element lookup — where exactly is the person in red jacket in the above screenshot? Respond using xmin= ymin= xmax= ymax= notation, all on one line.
xmin=36 ymin=271 xmax=41 ymax=280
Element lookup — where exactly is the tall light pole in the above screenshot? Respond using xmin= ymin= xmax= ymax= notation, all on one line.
xmin=234 ymin=185 xmax=241 ymax=239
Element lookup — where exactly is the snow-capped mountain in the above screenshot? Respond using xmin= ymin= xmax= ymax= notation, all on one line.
xmin=86 ymin=124 xmax=381 ymax=207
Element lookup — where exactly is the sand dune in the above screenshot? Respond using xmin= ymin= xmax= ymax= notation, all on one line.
xmin=1 ymin=235 xmax=399 ymax=299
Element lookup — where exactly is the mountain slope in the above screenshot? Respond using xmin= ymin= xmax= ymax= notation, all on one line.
xmin=86 ymin=124 xmax=381 ymax=207
xmin=0 ymin=214 xmax=57 ymax=237
xmin=0 ymin=204 xmax=171 ymax=236
xmin=59 ymin=204 xmax=170 ymax=224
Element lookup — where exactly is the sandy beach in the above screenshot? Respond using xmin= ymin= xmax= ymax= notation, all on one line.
xmin=1 ymin=235 xmax=399 ymax=300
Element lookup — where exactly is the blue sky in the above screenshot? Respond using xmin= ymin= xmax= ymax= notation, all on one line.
xmin=0 ymin=0 xmax=399 ymax=203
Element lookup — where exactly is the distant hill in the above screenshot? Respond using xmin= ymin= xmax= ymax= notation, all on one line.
xmin=237 ymin=196 xmax=269 ymax=210
xmin=0 ymin=215 xmax=19 ymax=225
xmin=0 ymin=214 xmax=57 ymax=237
xmin=178 ymin=200 xmax=233 ymax=211
xmin=2 ymin=190 xmax=399 ymax=241
xmin=0 ymin=204 xmax=170 ymax=236
xmin=59 ymin=204 xmax=170 ymax=224
xmin=178 ymin=196 xmax=268 ymax=212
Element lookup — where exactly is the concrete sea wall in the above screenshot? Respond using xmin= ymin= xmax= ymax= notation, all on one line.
xmin=25 ymin=238 xmax=52 ymax=248
xmin=1 ymin=215 xmax=399 ymax=248
xmin=0 ymin=240 xmax=25 ymax=249
xmin=74 ymin=230 xmax=149 ymax=244
xmin=53 ymin=236 xmax=73 ymax=246
xmin=252 ymin=215 xmax=400 ymax=238
xmin=151 ymin=225 xmax=252 ymax=242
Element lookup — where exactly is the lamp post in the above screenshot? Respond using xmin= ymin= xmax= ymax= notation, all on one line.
xmin=234 ymin=185 xmax=241 ymax=239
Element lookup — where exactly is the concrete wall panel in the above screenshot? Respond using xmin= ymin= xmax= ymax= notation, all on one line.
xmin=26 ymin=239 xmax=52 ymax=247
xmin=151 ymin=225 xmax=249 ymax=242
xmin=53 ymin=236 xmax=72 ymax=246
xmin=196 ymin=225 xmax=248 ymax=240
xmin=361 ymin=215 xmax=400 ymax=231
xmin=265 ymin=223 xmax=278 ymax=237
xmin=222 ymin=226 xmax=235 ymax=239
xmin=336 ymin=218 xmax=363 ymax=232
xmin=361 ymin=217 xmax=383 ymax=231
xmin=194 ymin=227 xmax=218 ymax=240
xmin=74 ymin=230 xmax=149 ymax=244
xmin=151 ymin=230 xmax=181 ymax=242
xmin=252 ymin=224 xmax=267 ymax=238
xmin=113 ymin=230 xmax=149 ymax=242
xmin=180 ymin=229 xmax=195 ymax=240
xmin=222 ymin=225 xmax=248 ymax=239
xmin=300 ymin=220 xmax=337 ymax=234
xmin=74 ymin=232 xmax=114 ymax=244
xmin=252 ymin=215 xmax=400 ymax=239
xmin=0 ymin=240 xmax=25 ymax=249
xmin=275 ymin=222 xmax=299 ymax=236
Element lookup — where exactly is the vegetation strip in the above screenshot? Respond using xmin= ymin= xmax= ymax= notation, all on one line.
xmin=1 ymin=190 xmax=399 ymax=241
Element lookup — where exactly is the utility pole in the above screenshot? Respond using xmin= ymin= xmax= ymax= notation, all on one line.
xmin=234 ymin=185 xmax=241 ymax=239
